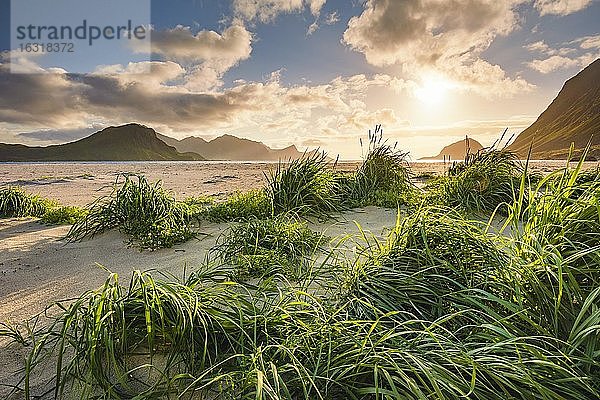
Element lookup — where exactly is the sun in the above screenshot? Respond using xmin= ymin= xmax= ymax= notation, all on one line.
xmin=414 ymin=76 xmax=454 ymax=105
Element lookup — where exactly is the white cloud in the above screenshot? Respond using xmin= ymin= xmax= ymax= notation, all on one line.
xmin=342 ymin=0 xmax=532 ymax=97
xmin=527 ymin=53 xmax=598 ymax=73
xmin=575 ymin=34 xmax=600 ymax=50
xmin=527 ymin=55 xmax=581 ymax=73
xmin=526 ymin=34 xmax=600 ymax=73
xmin=233 ymin=0 xmax=326 ymax=22
xmin=534 ymin=0 xmax=594 ymax=16
xmin=149 ymin=23 xmax=252 ymax=62
xmin=325 ymin=11 xmax=340 ymax=25
xmin=307 ymin=10 xmax=339 ymax=35
xmin=134 ymin=23 xmax=253 ymax=91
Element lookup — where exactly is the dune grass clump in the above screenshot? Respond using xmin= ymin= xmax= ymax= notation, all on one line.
xmin=40 ymin=205 xmax=88 ymax=225
xmin=204 ymin=189 xmax=272 ymax=222
xmin=212 ymin=216 xmax=323 ymax=280
xmin=67 ymin=174 xmax=196 ymax=249
xmin=428 ymin=148 xmax=524 ymax=213
xmin=502 ymin=154 xmax=600 ymax=346
xmin=6 ymin=263 xmax=600 ymax=399
xmin=343 ymin=125 xmax=414 ymax=208
xmin=0 ymin=186 xmax=53 ymax=218
xmin=336 ymin=206 xmax=509 ymax=324
xmin=5 ymin=269 xmax=250 ymax=399
xmin=266 ymin=151 xmax=344 ymax=217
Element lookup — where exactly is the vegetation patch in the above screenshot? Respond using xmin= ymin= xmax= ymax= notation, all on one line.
xmin=5 ymin=135 xmax=600 ymax=399
xmin=427 ymin=148 xmax=524 ymax=212
xmin=41 ymin=205 xmax=88 ymax=225
xmin=336 ymin=206 xmax=509 ymax=324
xmin=342 ymin=126 xmax=414 ymax=208
xmin=67 ymin=174 xmax=196 ymax=250
xmin=266 ymin=151 xmax=344 ymax=218
xmin=0 ymin=186 xmax=54 ymax=218
xmin=212 ymin=216 xmax=323 ymax=280
xmin=203 ymin=190 xmax=272 ymax=222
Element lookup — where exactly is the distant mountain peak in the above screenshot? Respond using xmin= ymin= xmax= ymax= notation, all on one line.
xmin=420 ymin=136 xmax=483 ymax=160
xmin=158 ymin=132 xmax=309 ymax=161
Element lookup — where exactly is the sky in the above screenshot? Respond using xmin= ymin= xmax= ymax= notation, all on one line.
xmin=0 ymin=0 xmax=599 ymax=159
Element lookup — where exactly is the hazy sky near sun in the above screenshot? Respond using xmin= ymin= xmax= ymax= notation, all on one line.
xmin=1 ymin=0 xmax=599 ymax=158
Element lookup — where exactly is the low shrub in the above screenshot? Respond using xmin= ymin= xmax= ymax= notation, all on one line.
xmin=204 ymin=190 xmax=272 ymax=222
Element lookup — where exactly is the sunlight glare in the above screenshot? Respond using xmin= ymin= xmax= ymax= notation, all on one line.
xmin=414 ymin=77 xmax=454 ymax=105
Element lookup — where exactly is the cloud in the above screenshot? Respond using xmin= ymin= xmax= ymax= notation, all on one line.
xmin=574 ymin=34 xmax=600 ymax=50
xmin=17 ymin=126 xmax=101 ymax=144
xmin=149 ymin=24 xmax=252 ymax=62
xmin=534 ymin=0 xmax=594 ymax=16
xmin=307 ymin=10 xmax=340 ymax=35
xmin=324 ymin=11 xmax=340 ymax=25
xmin=233 ymin=0 xmax=326 ymax=22
xmin=342 ymin=0 xmax=532 ymax=97
xmin=0 ymin=60 xmax=89 ymax=127
xmin=527 ymin=55 xmax=581 ymax=73
xmin=526 ymin=35 xmax=600 ymax=73
xmin=343 ymin=0 xmax=521 ymax=66
xmin=130 ymin=23 xmax=253 ymax=91
xmin=0 ymin=52 xmax=410 ymax=146
xmin=524 ymin=40 xmax=576 ymax=56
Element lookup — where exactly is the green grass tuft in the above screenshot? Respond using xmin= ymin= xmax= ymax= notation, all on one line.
xmin=203 ymin=190 xmax=272 ymax=222
xmin=426 ymin=148 xmax=524 ymax=212
xmin=336 ymin=206 xmax=509 ymax=324
xmin=346 ymin=127 xmax=413 ymax=207
xmin=0 ymin=186 xmax=54 ymax=218
xmin=266 ymin=151 xmax=343 ymax=217
xmin=212 ymin=215 xmax=324 ymax=280
xmin=41 ymin=205 xmax=88 ymax=225
xmin=66 ymin=174 xmax=196 ymax=250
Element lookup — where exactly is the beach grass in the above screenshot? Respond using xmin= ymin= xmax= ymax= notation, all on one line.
xmin=0 ymin=186 xmax=54 ymax=218
xmin=40 ymin=205 xmax=88 ymax=225
xmin=3 ymin=135 xmax=600 ymax=399
xmin=426 ymin=148 xmax=525 ymax=213
xmin=66 ymin=174 xmax=197 ymax=249
xmin=266 ymin=151 xmax=344 ymax=217
xmin=342 ymin=126 xmax=414 ymax=208
xmin=211 ymin=215 xmax=325 ymax=280
xmin=203 ymin=189 xmax=272 ymax=222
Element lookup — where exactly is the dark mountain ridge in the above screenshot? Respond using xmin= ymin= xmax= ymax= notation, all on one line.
xmin=0 ymin=124 xmax=203 ymax=161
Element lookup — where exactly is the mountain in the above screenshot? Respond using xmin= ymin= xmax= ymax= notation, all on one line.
xmin=157 ymin=133 xmax=307 ymax=161
xmin=0 ymin=124 xmax=204 ymax=161
xmin=420 ymin=137 xmax=484 ymax=160
xmin=508 ymin=59 xmax=600 ymax=159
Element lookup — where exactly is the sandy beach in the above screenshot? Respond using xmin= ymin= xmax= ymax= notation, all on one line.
xmin=0 ymin=159 xmax=598 ymax=399
xmin=0 ymin=160 xmax=593 ymax=206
